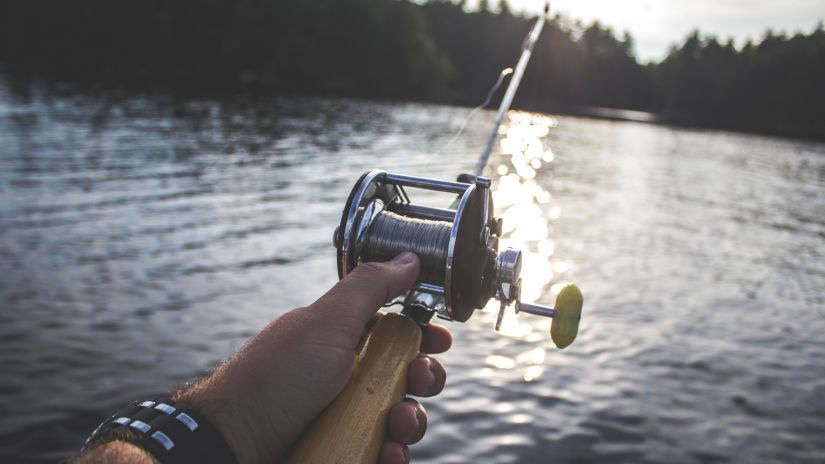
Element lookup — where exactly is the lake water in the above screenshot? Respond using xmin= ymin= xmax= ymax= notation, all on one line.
xmin=1 ymin=77 xmax=824 ymax=463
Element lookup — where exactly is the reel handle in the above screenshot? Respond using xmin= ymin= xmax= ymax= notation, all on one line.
xmin=549 ymin=284 xmax=583 ymax=349
xmin=286 ymin=313 xmax=422 ymax=464
xmin=515 ymin=284 xmax=583 ymax=349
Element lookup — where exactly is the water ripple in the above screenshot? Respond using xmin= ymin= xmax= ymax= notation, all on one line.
xmin=1 ymin=80 xmax=825 ymax=463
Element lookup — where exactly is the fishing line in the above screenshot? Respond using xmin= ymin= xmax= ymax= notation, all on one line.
xmin=424 ymin=68 xmax=514 ymax=165
xmin=362 ymin=210 xmax=451 ymax=283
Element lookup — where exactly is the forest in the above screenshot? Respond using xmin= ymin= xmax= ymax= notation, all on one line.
xmin=0 ymin=0 xmax=823 ymax=139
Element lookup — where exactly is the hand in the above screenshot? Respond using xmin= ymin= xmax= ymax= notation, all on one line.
xmin=177 ymin=252 xmax=451 ymax=464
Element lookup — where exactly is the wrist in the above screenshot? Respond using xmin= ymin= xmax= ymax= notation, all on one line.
xmin=80 ymin=396 xmax=238 ymax=464
xmin=175 ymin=379 xmax=268 ymax=464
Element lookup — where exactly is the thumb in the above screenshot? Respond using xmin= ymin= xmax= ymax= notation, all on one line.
xmin=310 ymin=252 xmax=421 ymax=334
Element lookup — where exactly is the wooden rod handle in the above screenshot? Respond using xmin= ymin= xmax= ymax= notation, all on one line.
xmin=286 ymin=313 xmax=423 ymax=464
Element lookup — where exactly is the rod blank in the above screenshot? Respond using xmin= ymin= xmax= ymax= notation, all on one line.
xmin=474 ymin=7 xmax=548 ymax=177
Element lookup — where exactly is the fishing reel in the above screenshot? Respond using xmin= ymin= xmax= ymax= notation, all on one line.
xmin=333 ymin=169 xmax=582 ymax=349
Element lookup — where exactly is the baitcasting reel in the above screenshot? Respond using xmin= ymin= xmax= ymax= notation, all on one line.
xmin=333 ymin=169 xmax=582 ymax=349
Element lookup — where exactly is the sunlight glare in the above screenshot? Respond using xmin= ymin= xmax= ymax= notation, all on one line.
xmin=553 ymin=261 xmax=570 ymax=273
xmin=492 ymin=109 xmax=574 ymax=356
xmin=516 ymin=347 xmax=547 ymax=365
xmin=484 ymin=110 xmax=576 ymax=377
xmin=523 ymin=365 xmax=544 ymax=382
xmin=550 ymin=282 xmax=573 ymax=295
xmin=485 ymin=354 xmax=516 ymax=369
xmin=509 ymin=414 xmax=532 ymax=424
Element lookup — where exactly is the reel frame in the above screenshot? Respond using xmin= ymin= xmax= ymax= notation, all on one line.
xmin=334 ymin=169 xmax=495 ymax=322
xmin=333 ymin=169 xmax=582 ymax=348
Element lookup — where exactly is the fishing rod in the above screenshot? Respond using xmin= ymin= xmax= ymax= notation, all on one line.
xmin=475 ymin=2 xmax=549 ymax=177
xmin=288 ymin=4 xmax=583 ymax=463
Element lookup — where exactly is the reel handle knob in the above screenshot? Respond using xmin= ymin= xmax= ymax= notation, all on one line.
xmin=549 ymin=284 xmax=582 ymax=349
xmin=516 ymin=284 xmax=583 ymax=349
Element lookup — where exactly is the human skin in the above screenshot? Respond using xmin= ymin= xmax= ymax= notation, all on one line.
xmin=73 ymin=252 xmax=450 ymax=464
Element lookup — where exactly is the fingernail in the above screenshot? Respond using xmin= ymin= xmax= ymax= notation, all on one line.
xmin=408 ymin=399 xmax=428 ymax=444
xmin=402 ymin=445 xmax=411 ymax=464
xmin=391 ymin=252 xmax=417 ymax=266
xmin=424 ymin=358 xmax=436 ymax=389
xmin=408 ymin=405 xmax=420 ymax=441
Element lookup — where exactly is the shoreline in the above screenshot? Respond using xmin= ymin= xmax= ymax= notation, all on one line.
xmin=2 ymin=70 xmax=823 ymax=143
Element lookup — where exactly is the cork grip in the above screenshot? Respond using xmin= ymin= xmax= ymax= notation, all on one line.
xmin=286 ymin=313 xmax=423 ymax=464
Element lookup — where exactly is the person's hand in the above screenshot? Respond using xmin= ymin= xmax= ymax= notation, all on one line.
xmin=177 ymin=252 xmax=451 ymax=464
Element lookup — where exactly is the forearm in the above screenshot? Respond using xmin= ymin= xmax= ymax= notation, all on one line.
xmin=67 ymin=254 xmax=440 ymax=464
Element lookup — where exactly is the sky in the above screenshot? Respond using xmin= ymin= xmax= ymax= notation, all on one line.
xmin=468 ymin=0 xmax=825 ymax=62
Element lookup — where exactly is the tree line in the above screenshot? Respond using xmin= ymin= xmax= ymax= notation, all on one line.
xmin=0 ymin=0 xmax=822 ymax=139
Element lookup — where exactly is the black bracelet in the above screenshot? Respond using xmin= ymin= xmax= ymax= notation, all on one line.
xmin=83 ymin=396 xmax=238 ymax=464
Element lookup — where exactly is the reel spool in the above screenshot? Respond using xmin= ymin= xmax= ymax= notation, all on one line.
xmin=333 ymin=169 xmax=582 ymax=348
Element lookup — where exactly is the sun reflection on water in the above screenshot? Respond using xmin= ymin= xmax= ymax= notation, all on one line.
xmin=523 ymin=365 xmax=544 ymax=382
xmin=481 ymin=110 xmax=572 ymax=382
xmin=485 ymin=354 xmax=516 ymax=370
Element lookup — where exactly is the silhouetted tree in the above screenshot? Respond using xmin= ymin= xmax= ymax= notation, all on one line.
xmin=656 ymin=27 xmax=825 ymax=138
xmin=0 ymin=0 xmax=822 ymax=138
